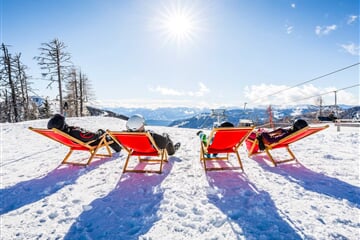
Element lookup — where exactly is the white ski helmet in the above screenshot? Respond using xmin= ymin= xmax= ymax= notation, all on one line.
xmin=126 ymin=114 xmax=145 ymax=131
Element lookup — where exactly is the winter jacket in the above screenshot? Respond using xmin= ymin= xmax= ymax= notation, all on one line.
xmin=63 ymin=125 xmax=105 ymax=146
xmin=148 ymin=131 xmax=176 ymax=155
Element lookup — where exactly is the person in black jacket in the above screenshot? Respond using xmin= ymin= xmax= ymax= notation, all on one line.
xmin=256 ymin=119 xmax=308 ymax=150
xmin=47 ymin=114 xmax=121 ymax=152
xmin=125 ymin=114 xmax=181 ymax=155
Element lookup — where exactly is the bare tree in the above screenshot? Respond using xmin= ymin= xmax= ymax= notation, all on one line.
xmin=0 ymin=89 xmax=11 ymax=122
xmin=79 ymin=71 xmax=84 ymax=116
xmin=13 ymin=53 xmax=32 ymax=120
xmin=315 ymin=96 xmax=323 ymax=117
xmin=65 ymin=68 xmax=94 ymax=117
xmin=78 ymin=71 xmax=94 ymax=116
xmin=39 ymin=97 xmax=52 ymax=118
xmin=80 ymin=72 xmax=95 ymax=116
xmin=1 ymin=43 xmax=19 ymax=122
xmin=82 ymin=74 xmax=95 ymax=102
xmin=65 ymin=68 xmax=79 ymax=117
xmin=34 ymin=38 xmax=72 ymax=114
xmin=0 ymin=52 xmax=6 ymax=122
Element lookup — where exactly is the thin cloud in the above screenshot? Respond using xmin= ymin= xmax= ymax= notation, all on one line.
xmin=286 ymin=25 xmax=294 ymax=34
xmin=347 ymin=15 xmax=358 ymax=24
xmin=194 ymin=82 xmax=210 ymax=96
xmin=315 ymin=24 xmax=337 ymax=36
xmin=150 ymin=86 xmax=184 ymax=96
xmin=340 ymin=43 xmax=360 ymax=56
xmin=92 ymin=98 xmax=201 ymax=109
xmin=244 ymin=84 xmax=358 ymax=106
xmin=149 ymin=82 xmax=210 ymax=97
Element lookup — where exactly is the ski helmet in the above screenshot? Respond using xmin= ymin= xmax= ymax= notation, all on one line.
xmin=47 ymin=114 xmax=65 ymax=130
xmin=126 ymin=114 xmax=145 ymax=132
xmin=292 ymin=119 xmax=308 ymax=131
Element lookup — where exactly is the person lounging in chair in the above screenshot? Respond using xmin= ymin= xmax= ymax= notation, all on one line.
xmin=197 ymin=121 xmax=235 ymax=144
xmin=47 ymin=114 xmax=122 ymax=152
xmin=196 ymin=121 xmax=235 ymax=158
xmin=125 ymin=114 xmax=181 ymax=155
xmin=256 ymin=119 xmax=308 ymax=150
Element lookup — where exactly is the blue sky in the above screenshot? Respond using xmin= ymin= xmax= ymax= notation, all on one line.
xmin=1 ymin=0 xmax=359 ymax=108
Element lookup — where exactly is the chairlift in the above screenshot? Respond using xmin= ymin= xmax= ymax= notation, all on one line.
xmin=211 ymin=109 xmax=227 ymax=128
xmin=238 ymin=119 xmax=254 ymax=127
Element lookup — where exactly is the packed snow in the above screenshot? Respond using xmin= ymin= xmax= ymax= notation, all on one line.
xmin=1 ymin=116 xmax=359 ymax=240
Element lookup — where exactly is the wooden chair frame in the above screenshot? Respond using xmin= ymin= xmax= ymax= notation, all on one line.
xmin=29 ymin=127 xmax=113 ymax=166
xmin=246 ymin=125 xmax=329 ymax=166
xmin=200 ymin=127 xmax=254 ymax=172
xmin=107 ymin=131 xmax=168 ymax=174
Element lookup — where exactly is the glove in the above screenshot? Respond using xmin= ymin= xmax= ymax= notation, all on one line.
xmin=96 ymin=129 xmax=105 ymax=135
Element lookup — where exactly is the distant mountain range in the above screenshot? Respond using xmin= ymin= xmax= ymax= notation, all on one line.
xmin=103 ymin=107 xmax=206 ymax=126
xmin=94 ymin=105 xmax=359 ymax=129
xmin=86 ymin=106 xmax=129 ymax=120
xmin=30 ymin=96 xmax=358 ymax=129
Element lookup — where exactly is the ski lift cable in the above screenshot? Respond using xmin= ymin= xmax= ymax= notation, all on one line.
xmin=284 ymin=83 xmax=360 ymax=104
xmin=262 ymin=83 xmax=359 ymax=121
xmin=253 ymin=62 xmax=360 ymax=103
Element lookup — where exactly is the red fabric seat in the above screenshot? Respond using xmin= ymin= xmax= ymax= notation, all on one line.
xmin=107 ymin=131 xmax=168 ymax=174
xmin=245 ymin=125 xmax=329 ymax=166
xmin=29 ymin=127 xmax=113 ymax=165
xmin=199 ymin=127 xmax=254 ymax=171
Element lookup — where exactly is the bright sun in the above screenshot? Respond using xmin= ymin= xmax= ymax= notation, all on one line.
xmin=153 ymin=2 xmax=203 ymax=47
xmin=166 ymin=13 xmax=193 ymax=39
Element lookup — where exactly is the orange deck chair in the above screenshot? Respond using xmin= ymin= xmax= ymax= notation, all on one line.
xmin=107 ymin=131 xmax=168 ymax=174
xmin=29 ymin=127 xmax=113 ymax=166
xmin=245 ymin=125 xmax=329 ymax=166
xmin=199 ymin=127 xmax=254 ymax=171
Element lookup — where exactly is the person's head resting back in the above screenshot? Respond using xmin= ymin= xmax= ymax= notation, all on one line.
xmin=292 ymin=119 xmax=308 ymax=131
xmin=47 ymin=114 xmax=65 ymax=130
xmin=219 ymin=121 xmax=234 ymax=128
xmin=126 ymin=114 xmax=145 ymax=132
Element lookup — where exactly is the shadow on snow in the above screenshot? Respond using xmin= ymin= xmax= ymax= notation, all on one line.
xmin=0 ymin=154 xmax=119 ymax=215
xmin=64 ymin=157 xmax=175 ymax=240
xmin=251 ymin=155 xmax=360 ymax=208
xmin=206 ymin=171 xmax=302 ymax=240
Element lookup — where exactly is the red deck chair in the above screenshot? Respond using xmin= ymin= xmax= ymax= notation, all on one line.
xmin=29 ymin=127 xmax=113 ymax=166
xmin=245 ymin=125 xmax=329 ymax=166
xmin=200 ymin=127 xmax=254 ymax=171
xmin=107 ymin=131 xmax=168 ymax=174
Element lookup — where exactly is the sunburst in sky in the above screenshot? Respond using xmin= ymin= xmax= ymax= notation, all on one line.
xmin=151 ymin=1 xmax=205 ymax=48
